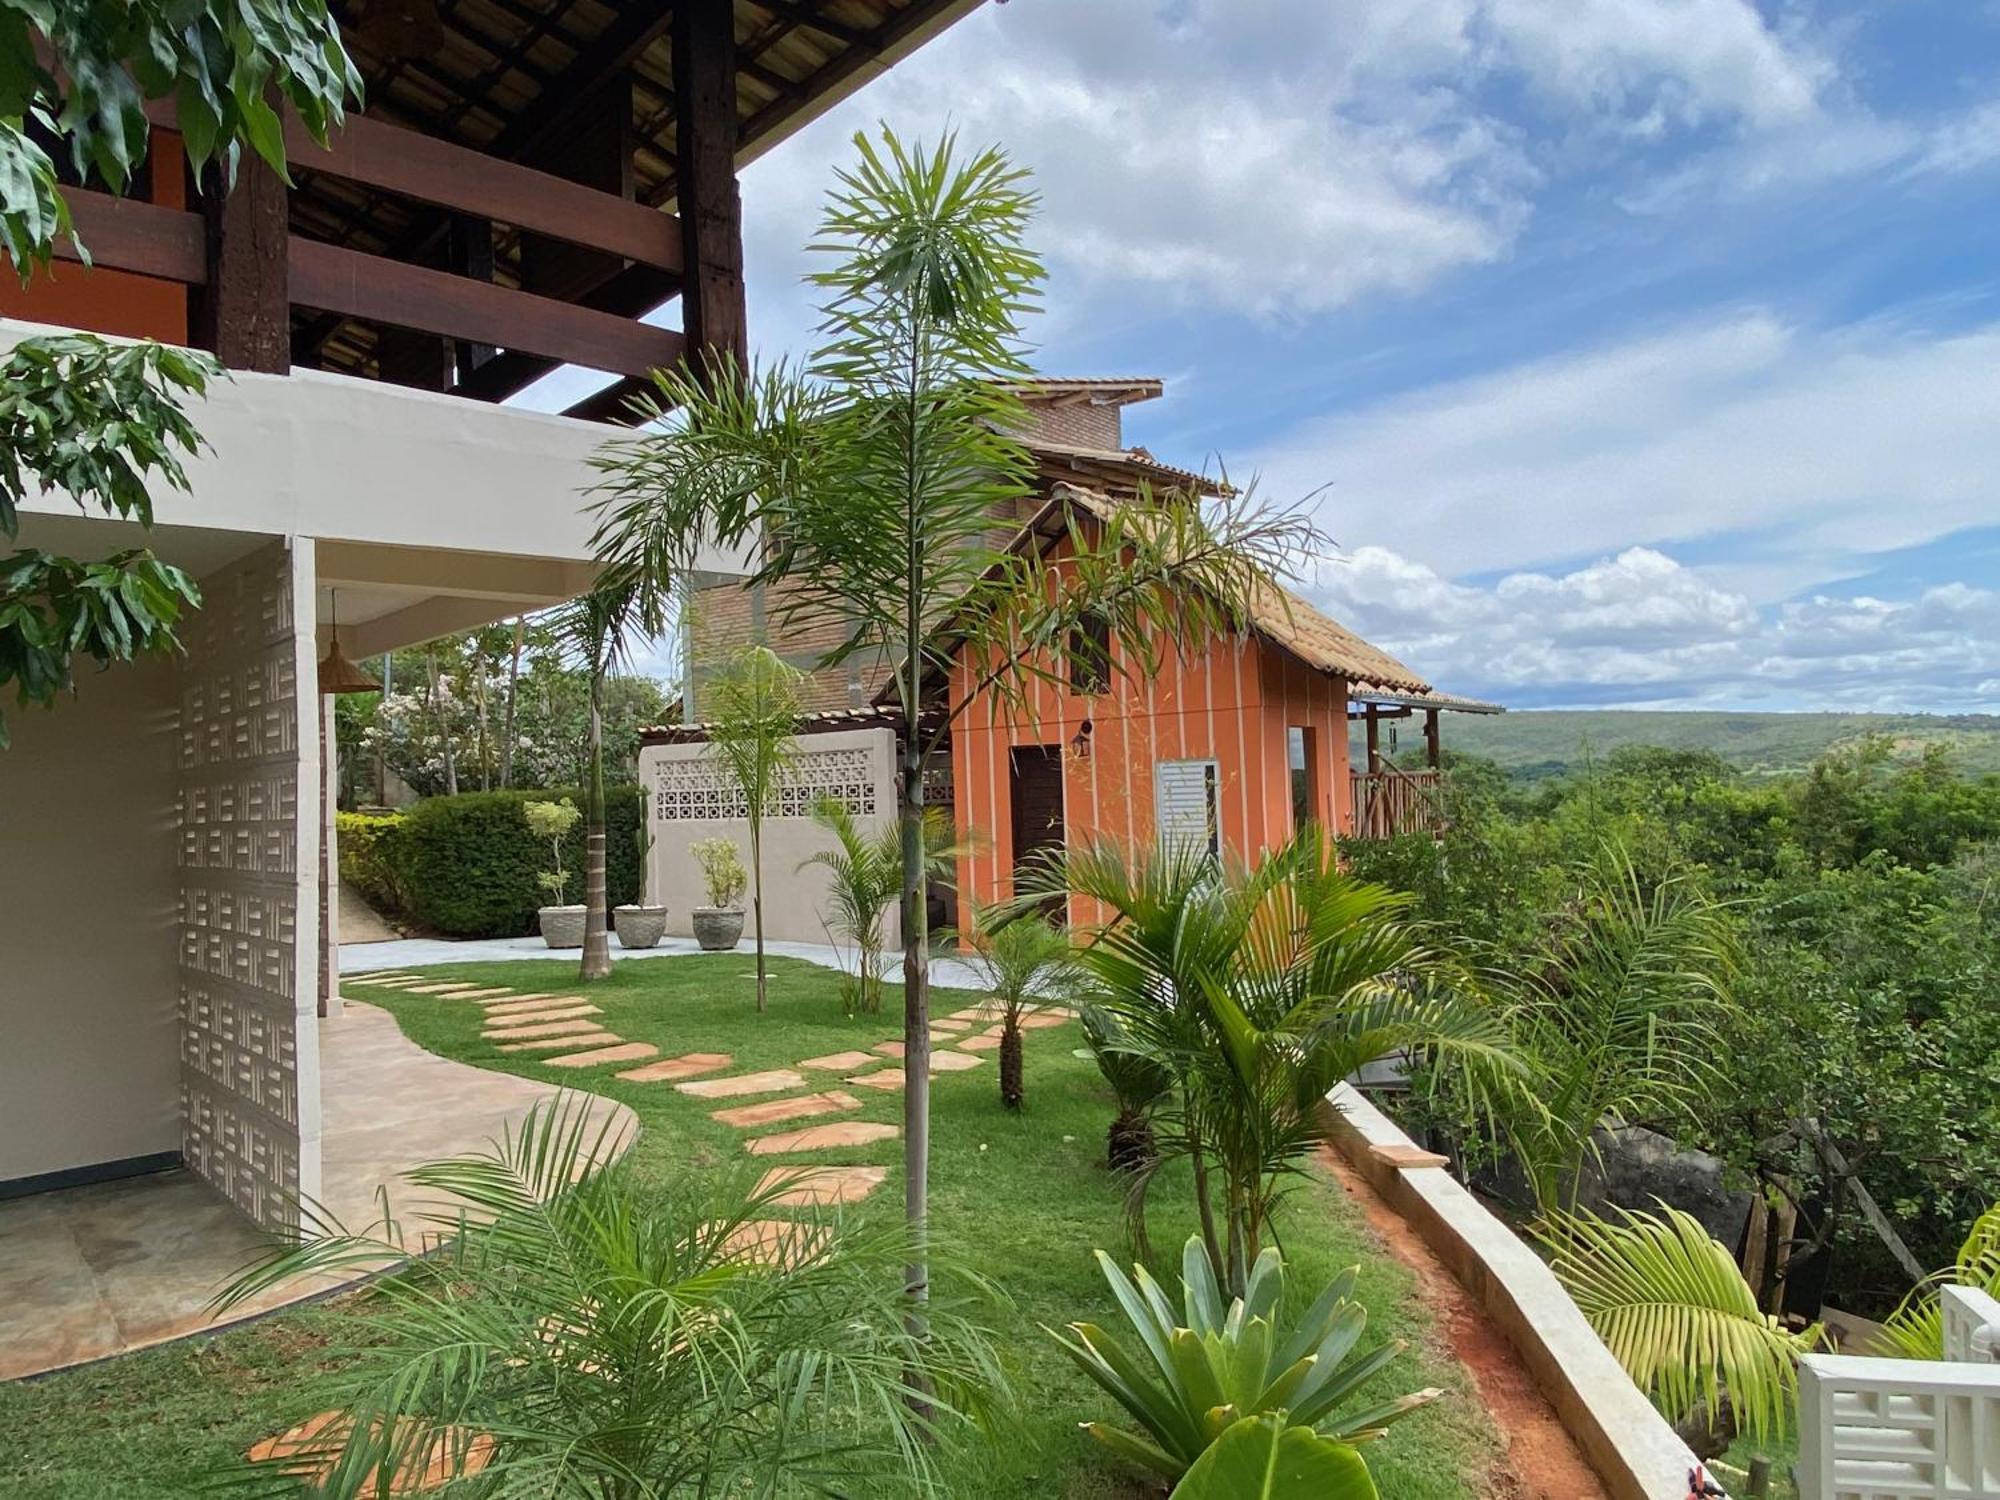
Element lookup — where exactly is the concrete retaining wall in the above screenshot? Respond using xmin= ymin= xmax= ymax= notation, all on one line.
xmin=1321 ymin=1083 xmax=1715 ymax=1500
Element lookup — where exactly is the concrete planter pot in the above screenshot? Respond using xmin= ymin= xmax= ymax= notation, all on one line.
xmin=614 ymin=904 xmax=669 ymax=950
xmin=538 ymin=904 xmax=588 ymax=949
xmin=692 ymin=906 xmax=744 ymax=951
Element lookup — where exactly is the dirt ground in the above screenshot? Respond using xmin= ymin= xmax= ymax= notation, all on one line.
xmin=1319 ymin=1145 xmax=1611 ymax=1500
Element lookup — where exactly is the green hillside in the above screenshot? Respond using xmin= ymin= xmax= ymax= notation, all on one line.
xmin=1446 ymin=710 xmax=2000 ymax=781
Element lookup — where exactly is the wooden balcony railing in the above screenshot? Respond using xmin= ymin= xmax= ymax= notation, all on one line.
xmin=1349 ymin=767 xmax=1446 ymax=840
xmin=48 ymin=107 xmax=689 ymax=393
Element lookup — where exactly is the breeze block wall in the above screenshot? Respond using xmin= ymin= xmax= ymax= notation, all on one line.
xmin=174 ymin=538 xmax=321 ymax=1229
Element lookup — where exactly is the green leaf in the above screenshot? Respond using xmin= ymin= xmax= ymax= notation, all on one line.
xmin=1170 ymin=1415 xmax=1378 ymax=1500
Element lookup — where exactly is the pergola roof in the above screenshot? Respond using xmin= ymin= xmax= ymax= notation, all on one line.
xmin=302 ymin=0 xmax=982 ymax=375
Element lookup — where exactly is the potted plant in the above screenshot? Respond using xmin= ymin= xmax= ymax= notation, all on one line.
xmin=525 ymin=798 xmax=585 ymax=949
xmin=689 ymin=836 xmax=747 ymax=951
xmin=615 ymin=821 xmax=669 ymax=949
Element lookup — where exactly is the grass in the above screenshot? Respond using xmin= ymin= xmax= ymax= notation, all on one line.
xmin=1 ymin=954 xmax=1502 ymax=1498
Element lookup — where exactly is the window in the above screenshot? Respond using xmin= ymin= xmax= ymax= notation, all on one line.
xmin=1288 ymin=726 xmax=1319 ymax=834
xmin=1156 ymin=758 xmax=1221 ymax=859
xmin=1068 ymin=610 xmax=1111 ymax=695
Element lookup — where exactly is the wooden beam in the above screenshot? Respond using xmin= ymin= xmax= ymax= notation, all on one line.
xmin=673 ymin=0 xmax=748 ymax=378
xmin=287 ymin=238 xmax=686 ymax=379
xmin=450 ymin=261 xmax=680 ymax=402
xmin=51 ymin=190 xmax=207 ymax=283
xmin=563 ymin=373 xmax=659 ymax=424
xmin=194 ymin=156 xmax=290 ymax=372
xmin=281 ymin=108 xmax=682 ymax=274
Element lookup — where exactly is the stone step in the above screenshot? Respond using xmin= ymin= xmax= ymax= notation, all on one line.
xmin=746 ymin=1121 xmax=901 ymax=1155
xmin=756 ymin=1164 xmax=887 ymax=1207
xmin=478 ymin=992 xmax=568 ymax=1012
xmin=846 ymin=1069 xmax=905 ymax=1091
xmin=402 ymin=982 xmax=487 ymax=996
xmin=614 ymin=1052 xmax=732 ymax=1083
xmin=480 ymin=1017 xmax=604 ymax=1043
xmin=448 ymin=987 xmax=517 ymax=1001
xmin=929 ymin=1017 xmax=970 ymax=1033
xmin=717 ymin=1219 xmax=827 ymax=1270
xmin=872 ymin=1041 xmax=905 ymax=1059
xmin=711 ymin=1091 xmax=860 ymax=1130
xmin=246 ymin=1412 xmax=494 ymax=1492
xmin=543 ymin=1041 xmax=658 ymax=1069
xmin=959 ymin=1033 xmax=1002 ymax=1052
xmin=798 ymin=1049 xmax=878 ymax=1072
xmin=1018 ymin=1011 xmax=1071 ymax=1030
xmin=676 ymin=1069 xmax=807 ymax=1100
xmin=497 ymin=1030 xmax=621 ymax=1053
xmin=481 ymin=1005 xmax=601 ymax=1030
xmin=845 ymin=1050 xmax=984 ymax=1090
xmin=342 ymin=973 xmax=416 ymax=987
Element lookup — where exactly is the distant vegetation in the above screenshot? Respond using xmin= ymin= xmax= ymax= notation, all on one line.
xmin=1448 ymin=710 xmax=2000 ymax=781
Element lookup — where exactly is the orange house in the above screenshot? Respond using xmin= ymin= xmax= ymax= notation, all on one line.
xmin=941 ymin=486 xmax=1480 ymax=926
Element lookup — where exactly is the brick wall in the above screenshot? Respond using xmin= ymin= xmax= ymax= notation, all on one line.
xmin=1013 ymin=395 xmax=1122 ymax=450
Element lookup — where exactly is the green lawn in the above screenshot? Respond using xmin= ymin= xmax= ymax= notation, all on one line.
xmin=1 ymin=955 xmax=1502 ymax=1497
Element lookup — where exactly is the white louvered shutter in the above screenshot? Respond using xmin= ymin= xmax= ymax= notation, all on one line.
xmin=1156 ymin=759 xmax=1220 ymax=858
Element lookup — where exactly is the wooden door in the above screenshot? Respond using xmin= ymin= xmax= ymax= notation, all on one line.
xmin=1009 ymin=745 xmax=1066 ymax=921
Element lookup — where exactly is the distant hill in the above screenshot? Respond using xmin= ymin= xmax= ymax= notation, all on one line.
xmin=1445 ymin=711 xmax=2000 ymax=782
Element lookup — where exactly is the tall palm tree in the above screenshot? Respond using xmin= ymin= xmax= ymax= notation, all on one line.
xmin=554 ymin=581 xmax=640 ymax=982
xmin=1043 ymin=830 xmax=1522 ymax=1294
xmin=708 ymin=645 xmax=802 ymax=1012
xmin=216 ymin=1098 xmax=1004 ymax=1498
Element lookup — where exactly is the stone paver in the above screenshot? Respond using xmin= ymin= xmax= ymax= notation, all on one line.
xmin=448 ymin=987 xmax=516 ymax=1000
xmin=543 ymin=1041 xmax=658 ymax=1069
xmin=403 ymin=983 xmax=484 ymax=995
xmin=246 ymin=1411 xmax=494 ymax=1491
xmin=676 ymin=1069 xmax=807 ymax=1100
xmin=846 ymin=1069 xmax=904 ymax=1091
xmin=496 ymin=1031 xmax=621 ymax=1053
xmin=481 ymin=1004 xmax=601 ymax=1029
xmin=365 ymin=977 xmax=431 ymax=988
xmin=718 ymin=1219 xmax=828 ymax=1270
xmin=946 ymin=1007 xmax=989 ymax=1022
xmin=872 ymin=1041 xmax=905 ymax=1059
xmin=929 ymin=1017 xmax=969 ymax=1033
xmin=711 ymin=1091 xmax=860 ymax=1130
xmin=1018 ymin=1011 xmax=1070 ymax=1030
xmin=343 ymin=974 xmax=416 ymax=987
xmin=958 ymin=1033 xmax=1002 ymax=1052
xmin=798 ymin=1049 xmax=877 ymax=1072
xmin=756 ymin=1165 xmax=887 ymax=1207
xmin=929 ymin=1050 xmax=984 ymax=1073
xmin=480 ymin=1017 xmax=604 ymax=1042
xmin=746 ymin=1121 xmax=901 ymax=1155
xmin=479 ymin=993 xmax=567 ymax=1013
xmin=614 ymin=1052 xmax=732 ymax=1083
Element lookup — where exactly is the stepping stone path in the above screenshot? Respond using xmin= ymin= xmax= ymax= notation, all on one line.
xmin=480 ymin=1004 xmax=602 ymax=1028
xmin=929 ymin=1017 xmax=970 ymax=1033
xmin=342 ymin=973 xmax=415 ymax=987
xmin=447 ymin=987 xmax=516 ymax=1000
xmin=846 ymin=1069 xmax=905 ymax=1091
xmin=746 ymin=1121 xmax=900 ymax=1155
xmin=798 ymin=1049 xmax=877 ymax=1072
xmin=719 ymin=1219 xmax=828 ymax=1270
xmin=616 ymin=1052 xmax=731 ymax=1083
xmin=403 ymin=982 xmax=485 ymax=995
xmin=545 ymin=1041 xmax=658 ymax=1069
xmin=872 ymin=1041 xmax=905 ymax=1059
xmin=756 ymin=1165 xmax=887 ymax=1207
xmin=711 ymin=1091 xmax=859 ymax=1130
xmin=677 ymin=1069 xmax=807 ymax=1100
xmin=246 ymin=1412 xmax=494 ymax=1491
xmin=499 ymin=1031 xmax=621 ymax=1053
xmin=481 ymin=1017 xmax=603 ymax=1042
xmin=959 ymin=1033 xmax=1002 ymax=1052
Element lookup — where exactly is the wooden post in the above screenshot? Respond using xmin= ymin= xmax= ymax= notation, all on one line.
xmin=673 ymin=0 xmax=748 ymax=381
xmin=1424 ymin=707 xmax=1440 ymax=769
xmin=1365 ymin=705 xmax=1381 ymax=774
xmin=194 ymin=155 xmax=290 ymax=372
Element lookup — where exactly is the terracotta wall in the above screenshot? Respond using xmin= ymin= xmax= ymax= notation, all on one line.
xmin=952 ymin=587 xmax=1351 ymax=926
xmin=0 ymin=130 xmax=191 ymax=344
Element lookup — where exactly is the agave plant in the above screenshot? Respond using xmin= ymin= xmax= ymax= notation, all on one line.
xmin=1049 ymin=1235 xmax=1439 ymax=1487
xmin=1538 ymin=1204 xmax=1822 ymax=1449
xmin=1877 ymin=1200 xmax=2000 ymax=1359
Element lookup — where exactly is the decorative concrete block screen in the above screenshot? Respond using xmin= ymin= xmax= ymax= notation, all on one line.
xmin=1942 ymin=1286 xmax=2000 ymax=1364
xmin=653 ymin=744 xmax=879 ymax=822
xmin=175 ymin=539 xmax=320 ymax=1230
xmin=1799 ymin=1350 xmax=2000 ymax=1499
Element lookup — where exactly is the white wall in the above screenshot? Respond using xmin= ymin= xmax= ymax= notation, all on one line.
xmin=639 ymin=728 xmax=902 ymax=948
xmin=0 ymin=654 xmax=181 ymax=1184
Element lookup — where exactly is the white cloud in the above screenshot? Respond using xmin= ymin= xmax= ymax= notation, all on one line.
xmin=1257 ymin=310 xmax=2000 ymax=588
xmin=1313 ymin=546 xmax=2000 ymax=710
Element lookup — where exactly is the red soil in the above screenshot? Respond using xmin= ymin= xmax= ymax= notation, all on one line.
xmin=1319 ymin=1145 xmax=1610 ymax=1500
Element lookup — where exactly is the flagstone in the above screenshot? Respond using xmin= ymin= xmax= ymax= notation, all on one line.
xmin=718 ymin=1219 xmax=828 ymax=1270
xmin=928 ymin=1017 xmax=969 ymax=1033
xmin=478 ymin=992 xmax=566 ymax=1009
xmin=798 ymin=1049 xmax=877 ymax=1072
xmin=929 ymin=1050 xmax=984 ymax=1072
xmin=480 ymin=1017 xmax=603 ymax=1042
xmin=846 ymin=1069 xmax=904 ymax=1091
xmin=614 ymin=1052 xmax=732 ymax=1083
xmin=364 ymin=976 xmax=430 ymax=988
xmin=543 ymin=1041 xmax=658 ymax=1069
xmin=482 ymin=1004 xmax=600 ymax=1028
xmin=447 ymin=987 xmax=516 ymax=1000
xmin=246 ymin=1411 xmax=494 ymax=1491
xmin=872 ymin=1041 xmax=905 ymax=1059
xmin=746 ymin=1121 xmax=901 ymax=1155
xmin=343 ymin=973 xmax=415 ymax=987
xmin=958 ymin=1034 xmax=1002 ymax=1052
xmin=1018 ymin=1011 xmax=1070 ymax=1030
xmin=711 ymin=1091 xmax=860 ymax=1130
xmin=403 ymin=983 xmax=485 ymax=995
xmin=497 ymin=1031 xmax=620 ymax=1053
xmin=756 ymin=1165 xmax=888 ymax=1207
xmin=675 ymin=1069 xmax=807 ymax=1100
xmin=946 ymin=1007 xmax=989 ymax=1023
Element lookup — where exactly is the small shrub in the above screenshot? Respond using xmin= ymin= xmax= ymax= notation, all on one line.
xmin=336 ymin=810 xmax=407 ymax=914
xmin=690 ymin=836 xmax=747 ymax=908
xmin=525 ymin=798 xmax=583 ymax=904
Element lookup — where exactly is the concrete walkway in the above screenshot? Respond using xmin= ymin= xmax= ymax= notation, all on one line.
xmin=340 ymin=931 xmax=990 ymax=993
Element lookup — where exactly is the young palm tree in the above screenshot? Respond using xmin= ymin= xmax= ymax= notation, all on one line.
xmin=1878 ymin=1199 xmax=2000 ymax=1358
xmin=553 ymin=581 xmax=640 ymax=982
xmin=1044 ymin=830 xmax=1521 ymax=1294
xmin=960 ymin=907 xmax=1078 ymax=1110
xmin=591 ymin=129 xmax=1316 ymax=1327
xmin=801 ymin=796 xmax=959 ymax=1015
xmin=707 ymin=646 xmax=802 ymax=1012
xmin=216 ymin=1098 xmax=1004 ymax=1498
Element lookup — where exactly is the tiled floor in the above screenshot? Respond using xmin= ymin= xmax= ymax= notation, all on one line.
xmin=0 ymin=1001 xmax=635 ymax=1382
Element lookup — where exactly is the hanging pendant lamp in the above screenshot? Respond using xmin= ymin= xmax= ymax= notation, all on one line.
xmin=318 ymin=589 xmax=382 ymax=695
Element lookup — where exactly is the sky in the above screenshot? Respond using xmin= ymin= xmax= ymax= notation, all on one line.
xmin=523 ymin=0 xmax=2000 ymax=713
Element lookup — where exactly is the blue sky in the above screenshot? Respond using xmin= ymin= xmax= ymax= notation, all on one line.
xmin=526 ymin=0 xmax=2000 ymax=713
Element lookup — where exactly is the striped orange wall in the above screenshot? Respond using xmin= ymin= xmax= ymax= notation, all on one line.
xmin=951 ymin=590 xmax=1353 ymax=926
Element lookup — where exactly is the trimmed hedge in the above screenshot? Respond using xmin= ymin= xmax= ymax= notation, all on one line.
xmin=337 ymin=811 xmax=408 ymax=915
xmin=338 ymin=787 xmax=644 ymax=940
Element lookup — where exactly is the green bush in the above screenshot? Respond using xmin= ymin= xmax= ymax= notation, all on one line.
xmin=350 ymin=788 xmax=644 ymax=939
xmin=336 ymin=810 xmax=408 ymax=915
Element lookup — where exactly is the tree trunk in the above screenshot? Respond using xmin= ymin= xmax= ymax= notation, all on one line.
xmin=751 ymin=815 xmax=767 ymax=1012
xmin=579 ymin=663 xmax=611 ymax=981
xmin=999 ymin=1021 xmax=1024 ymax=1110
xmin=427 ymin=648 xmax=458 ymax=797
xmin=499 ymin=616 xmax=523 ymax=789
xmin=472 ymin=635 xmax=491 ymax=790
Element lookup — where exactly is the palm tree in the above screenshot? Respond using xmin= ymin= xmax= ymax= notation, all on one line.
xmin=591 ymin=127 xmax=1317 ymax=1333
xmin=959 ymin=906 xmax=1078 ymax=1110
xmin=553 ymin=581 xmax=640 ymax=982
xmin=1878 ymin=1200 xmax=2000 ymax=1358
xmin=1495 ymin=845 xmax=1740 ymax=1209
xmin=801 ymin=795 xmax=959 ymax=1016
xmin=1537 ymin=1204 xmax=1823 ymax=1457
xmin=707 ymin=645 xmax=802 ymax=1012
xmin=1044 ymin=830 xmax=1522 ymax=1294
xmin=216 ymin=1097 xmax=1004 ymax=1498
